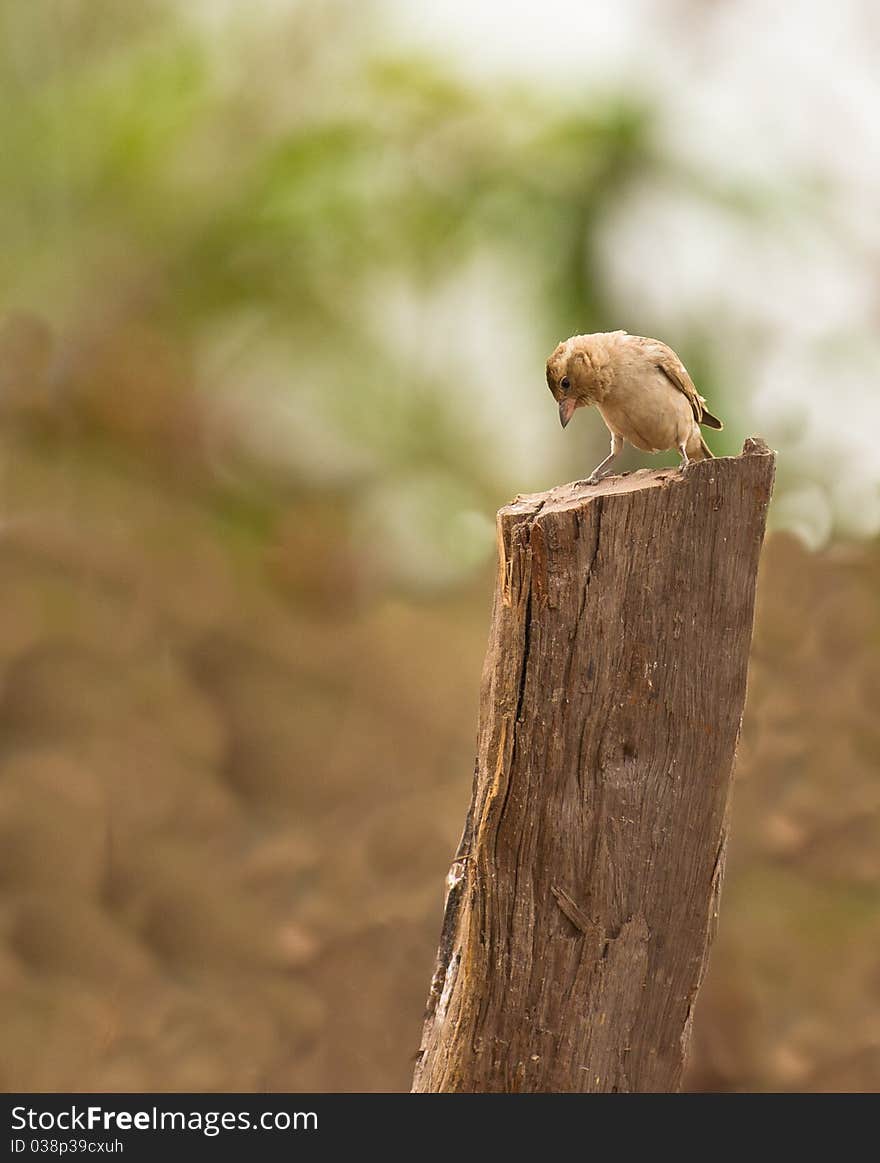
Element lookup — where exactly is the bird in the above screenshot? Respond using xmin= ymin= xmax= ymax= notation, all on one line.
xmin=545 ymin=330 xmax=723 ymax=485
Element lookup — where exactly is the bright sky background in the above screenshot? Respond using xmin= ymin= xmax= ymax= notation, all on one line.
xmin=385 ymin=0 xmax=880 ymax=546
xmin=387 ymin=0 xmax=648 ymax=87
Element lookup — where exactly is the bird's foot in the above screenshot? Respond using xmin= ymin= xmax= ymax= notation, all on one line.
xmin=573 ymin=476 xmax=602 ymax=488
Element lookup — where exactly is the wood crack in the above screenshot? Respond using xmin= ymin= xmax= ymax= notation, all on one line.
xmin=551 ymin=884 xmax=594 ymax=935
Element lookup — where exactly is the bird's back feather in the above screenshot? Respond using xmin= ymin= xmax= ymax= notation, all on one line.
xmin=630 ymin=336 xmax=723 ymax=431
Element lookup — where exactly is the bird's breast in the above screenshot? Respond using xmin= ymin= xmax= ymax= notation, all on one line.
xmin=597 ymin=375 xmax=693 ymax=453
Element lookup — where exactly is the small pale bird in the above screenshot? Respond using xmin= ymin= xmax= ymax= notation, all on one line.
xmin=546 ymin=330 xmax=723 ymax=484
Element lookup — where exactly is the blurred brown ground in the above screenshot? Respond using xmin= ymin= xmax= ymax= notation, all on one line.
xmin=0 ymin=409 xmax=878 ymax=1092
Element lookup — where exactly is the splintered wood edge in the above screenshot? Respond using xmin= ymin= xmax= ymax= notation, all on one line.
xmin=503 ymin=435 xmax=775 ymax=519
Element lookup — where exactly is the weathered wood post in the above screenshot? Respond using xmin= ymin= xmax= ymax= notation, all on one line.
xmin=412 ymin=438 xmax=775 ymax=1092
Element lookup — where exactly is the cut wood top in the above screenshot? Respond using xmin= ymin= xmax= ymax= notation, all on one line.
xmin=505 ymin=436 xmax=774 ymax=521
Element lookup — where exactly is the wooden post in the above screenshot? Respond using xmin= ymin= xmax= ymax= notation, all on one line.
xmin=412 ymin=438 xmax=775 ymax=1093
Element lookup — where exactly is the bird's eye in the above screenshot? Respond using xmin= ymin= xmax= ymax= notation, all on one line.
xmin=560 ymin=377 xmax=570 ymax=391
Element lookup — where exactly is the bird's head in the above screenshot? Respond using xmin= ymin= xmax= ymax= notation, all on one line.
xmin=545 ymin=335 xmax=604 ymax=428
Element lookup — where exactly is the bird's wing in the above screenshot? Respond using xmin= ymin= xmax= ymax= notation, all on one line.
xmin=640 ymin=338 xmax=706 ymax=424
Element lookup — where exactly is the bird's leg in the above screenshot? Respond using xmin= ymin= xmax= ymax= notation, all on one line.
xmin=576 ymin=433 xmax=623 ymax=487
xmin=677 ymin=442 xmax=690 ymax=472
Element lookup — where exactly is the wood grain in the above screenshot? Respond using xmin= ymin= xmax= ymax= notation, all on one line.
xmin=412 ymin=438 xmax=776 ymax=1092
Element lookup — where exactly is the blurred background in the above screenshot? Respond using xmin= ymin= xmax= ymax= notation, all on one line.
xmin=1 ymin=0 xmax=879 ymax=1092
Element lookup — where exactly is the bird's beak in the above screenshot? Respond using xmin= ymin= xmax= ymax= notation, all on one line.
xmin=558 ymin=397 xmax=577 ymax=429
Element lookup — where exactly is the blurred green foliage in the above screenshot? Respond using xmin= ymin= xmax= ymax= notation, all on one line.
xmin=0 ymin=0 xmax=754 ymax=590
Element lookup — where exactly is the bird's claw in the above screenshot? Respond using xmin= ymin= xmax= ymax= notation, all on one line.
xmin=574 ymin=476 xmax=601 ymax=488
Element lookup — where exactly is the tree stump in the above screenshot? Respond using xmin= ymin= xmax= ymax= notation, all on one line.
xmin=412 ymin=438 xmax=776 ymax=1092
